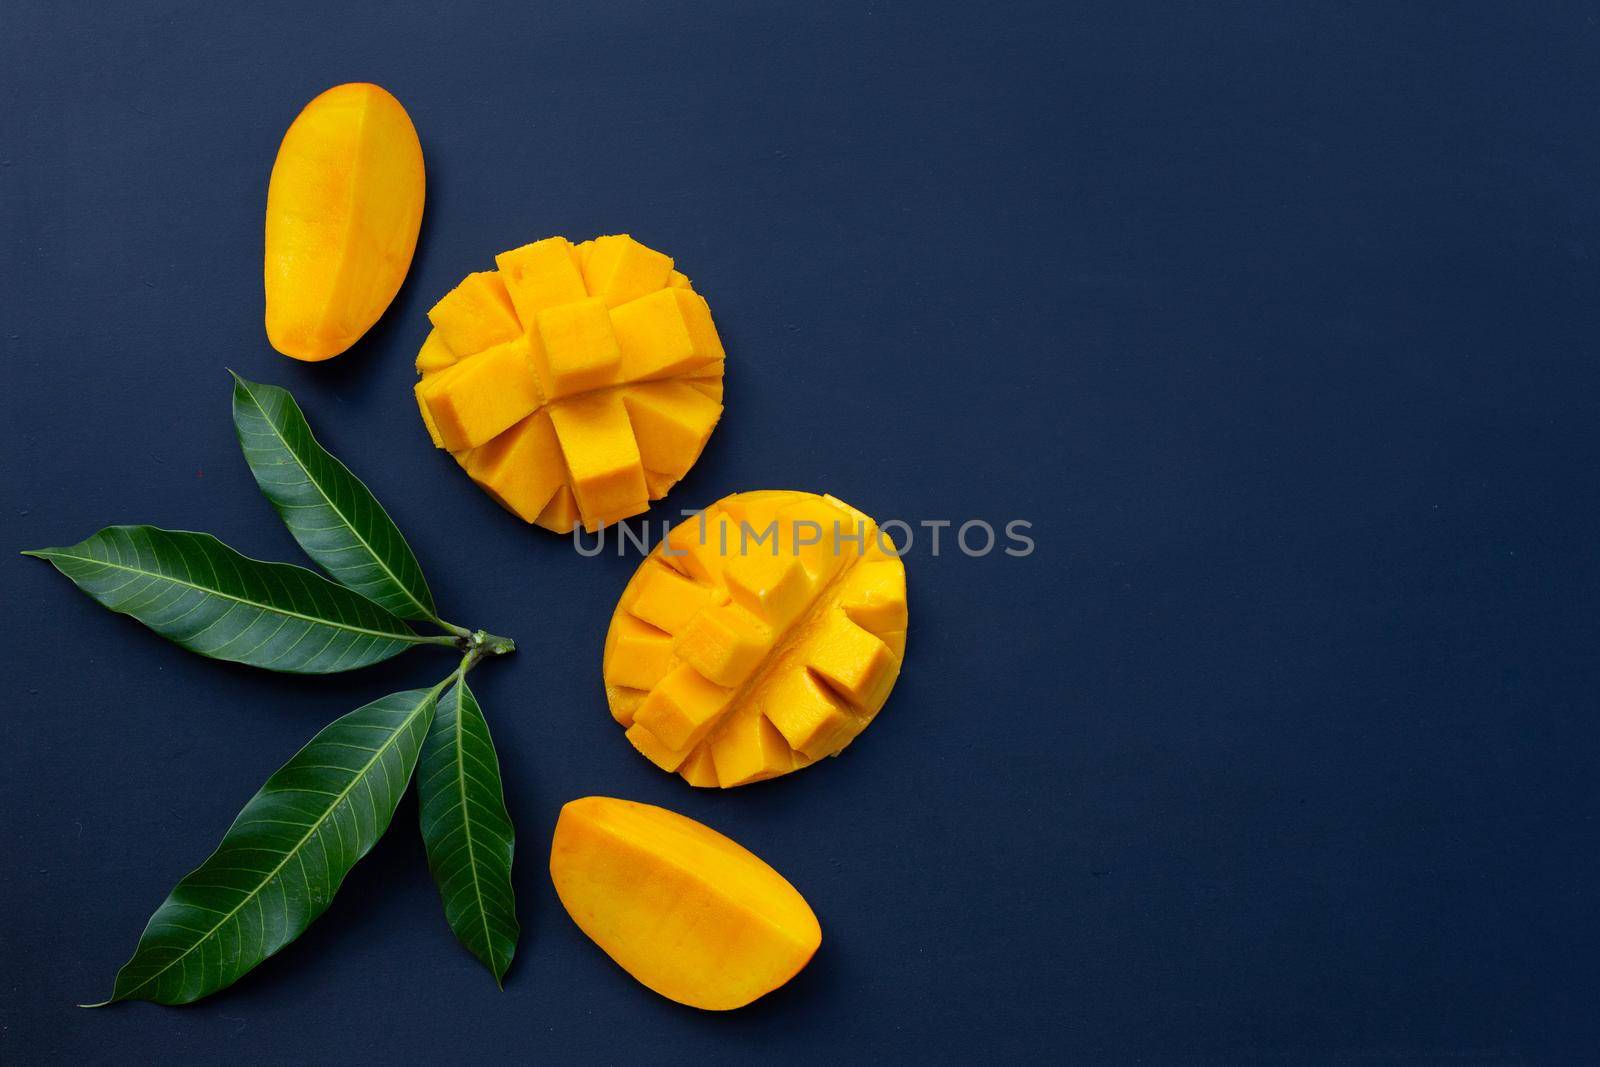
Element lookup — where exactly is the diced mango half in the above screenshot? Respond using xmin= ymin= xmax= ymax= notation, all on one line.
xmin=603 ymin=491 xmax=908 ymax=788
xmin=414 ymin=235 xmax=725 ymax=532
xmin=549 ymin=796 xmax=822 ymax=1010
xmin=265 ymin=83 xmax=424 ymax=361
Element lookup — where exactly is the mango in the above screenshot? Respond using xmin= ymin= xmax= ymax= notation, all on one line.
xmin=549 ymin=796 xmax=821 ymax=1010
xmin=414 ymin=235 xmax=724 ymax=532
xmin=264 ymin=83 xmax=424 ymax=361
xmin=604 ymin=491 xmax=907 ymax=786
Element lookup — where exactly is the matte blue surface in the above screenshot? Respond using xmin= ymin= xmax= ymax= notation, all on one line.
xmin=3 ymin=1 xmax=1598 ymax=1062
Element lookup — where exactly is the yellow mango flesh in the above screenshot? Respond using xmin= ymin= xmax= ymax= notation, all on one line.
xmin=549 ymin=796 xmax=821 ymax=1010
xmin=604 ymin=491 xmax=908 ymax=786
xmin=264 ymin=83 xmax=424 ymax=361
xmin=414 ymin=234 xmax=724 ymax=532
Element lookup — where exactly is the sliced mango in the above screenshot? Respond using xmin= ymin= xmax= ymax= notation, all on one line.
xmin=549 ymin=797 xmax=821 ymax=1010
xmin=264 ymin=83 xmax=424 ymax=361
xmin=603 ymin=491 xmax=908 ymax=787
xmin=414 ymin=235 xmax=725 ymax=532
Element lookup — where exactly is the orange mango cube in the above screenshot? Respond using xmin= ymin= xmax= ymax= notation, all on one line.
xmin=462 ymin=410 xmax=565 ymax=522
xmin=625 ymin=560 xmax=715 ymax=634
xmin=418 ymin=337 xmax=541 ymax=451
xmin=610 ymin=288 xmax=721 ymax=380
xmin=633 ymin=663 xmax=736 ymax=752
xmin=428 ymin=271 xmax=521 ymax=355
xmin=496 ymin=237 xmax=587 ymax=322
xmin=534 ymin=297 xmax=622 ymax=398
xmin=582 ymin=234 xmax=674 ymax=308
xmin=547 ymin=392 xmax=648 ymax=532
xmin=673 ymin=603 xmax=772 ymax=687
xmin=619 ymin=382 xmax=722 ymax=478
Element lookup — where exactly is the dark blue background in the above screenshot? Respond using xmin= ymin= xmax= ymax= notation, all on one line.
xmin=4 ymin=1 xmax=1598 ymax=1062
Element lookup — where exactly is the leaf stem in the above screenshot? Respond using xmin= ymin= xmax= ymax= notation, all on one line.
xmin=430 ymin=617 xmax=475 ymax=640
xmin=428 ymin=617 xmax=514 ymax=658
xmin=410 ymin=633 xmax=466 ymax=648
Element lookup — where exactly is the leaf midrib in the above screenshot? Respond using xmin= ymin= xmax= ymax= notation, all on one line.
xmin=35 ymin=547 xmax=416 ymax=643
xmin=450 ymin=684 xmax=500 ymax=978
xmin=237 ymin=378 xmax=431 ymax=621
xmin=116 ymin=689 xmax=436 ymax=1001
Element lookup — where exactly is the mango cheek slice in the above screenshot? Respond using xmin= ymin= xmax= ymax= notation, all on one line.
xmin=413 ymin=235 xmax=725 ymax=533
xmin=549 ymin=796 xmax=821 ymax=1011
xmin=264 ymin=83 xmax=425 ymax=361
xmin=603 ymin=491 xmax=908 ymax=787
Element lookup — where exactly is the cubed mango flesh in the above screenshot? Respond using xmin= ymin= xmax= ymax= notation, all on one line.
xmin=264 ymin=83 xmax=424 ymax=361
xmin=461 ymin=409 xmax=566 ymax=522
xmin=414 ymin=235 xmax=725 ymax=532
xmin=428 ymin=271 xmax=522 ymax=355
xmin=534 ymin=297 xmax=623 ymax=398
xmin=496 ymin=236 xmax=587 ymax=322
xmin=549 ymin=796 xmax=822 ymax=1010
xmin=416 ymin=336 xmax=541 ymax=451
xmin=603 ymin=491 xmax=908 ymax=787
xmin=583 ymin=234 xmax=674 ymax=308
xmin=414 ymin=329 xmax=458 ymax=376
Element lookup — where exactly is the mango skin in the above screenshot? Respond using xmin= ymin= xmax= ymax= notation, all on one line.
xmin=264 ymin=83 xmax=425 ymax=360
xmin=550 ymin=796 xmax=821 ymax=1010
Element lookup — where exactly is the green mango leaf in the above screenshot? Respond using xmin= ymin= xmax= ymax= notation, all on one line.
xmin=419 ymin=678 xmax=519 ymax=984
xmin=94 ymin=685 xmax=442 ymax=1005
xmin=231 ymin=373 xmax=438 ymax=622
xmin=24 ymin=526 xmax=439 ymax=673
